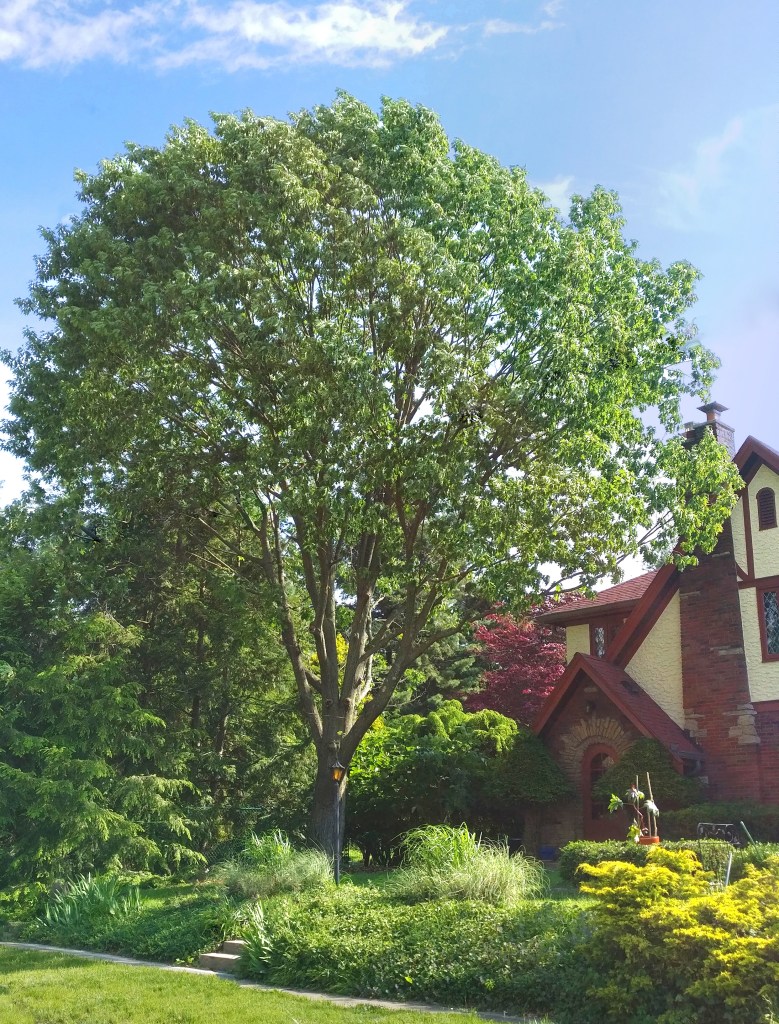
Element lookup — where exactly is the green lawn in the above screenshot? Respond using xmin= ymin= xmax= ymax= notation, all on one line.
xmin=0 ymin=948 xmax=549 ymax=1024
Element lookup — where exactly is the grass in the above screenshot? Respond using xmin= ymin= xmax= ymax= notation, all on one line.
xmin=0 ymin=947 xmax=553 ymax=1024
xmin=210 ymin=830 xmax=334 ymax=899
xmin=388 ymin=825 xmax=549 ymax=905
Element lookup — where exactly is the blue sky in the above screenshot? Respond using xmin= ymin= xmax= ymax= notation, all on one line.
xmin=1 ymin=0 xmax=777 ymax=509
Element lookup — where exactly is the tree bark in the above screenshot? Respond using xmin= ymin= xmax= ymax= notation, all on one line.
xmin=310 ymin=746 xmax=346 ymax=864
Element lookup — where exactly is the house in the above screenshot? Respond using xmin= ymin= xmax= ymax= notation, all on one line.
xmin=533 ymin=404 xmax=779 ymax=844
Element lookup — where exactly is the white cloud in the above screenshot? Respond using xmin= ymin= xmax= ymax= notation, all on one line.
xmin=656 ymin=116 xmax=744 ymax=231
xmin=483 ymin=0 xmax=564 ymax=38
xmin=0 ymin=1 xmax=564 ymax=70
xmin=166 ymin=0 xmax=448 ymax=70
xmin=0 ymin=0 xmax=164 ymax=68
xmin=535 ymin=174 xmax=574 ymax=212
xmin=655 ymin=106 xmax=779 ymax=232
xmin=0 ymin=0 xmax=451 ymax=70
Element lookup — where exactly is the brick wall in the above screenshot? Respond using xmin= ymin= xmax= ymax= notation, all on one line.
xmin=538 ymin=679 xmax=643 ymax=847
xmin=679 ymin=520 xmax=763 ymax=800
xmin=756 ymin=703 xmax=779 ymax=803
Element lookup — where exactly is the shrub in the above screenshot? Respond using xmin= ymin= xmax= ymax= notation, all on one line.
xmin=574 ymin=849 xmax=779 ymax=1024
xmin=346 ymin=703 xmax=569 ymax=865
xmin=558 ymin=838 xmax=734 ymax=883
xmin=592 ymin=738 xmax=703 ymax=808
xmin=662 ymin=802 xmax=779 ymax=842
xmin=388 ymin=824 xmax=548 ymax=904
xmin=211 ymin=830 xmax=333 ymax=899
xmin=559 ymin=837 xmax=779 ymax=887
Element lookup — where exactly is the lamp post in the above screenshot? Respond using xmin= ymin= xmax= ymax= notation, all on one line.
xmin=330 ymin=758 xmax=346 ymax=884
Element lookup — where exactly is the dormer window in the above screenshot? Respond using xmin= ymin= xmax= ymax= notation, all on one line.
xmin=757 ymin=488 xmax=777 ymax=530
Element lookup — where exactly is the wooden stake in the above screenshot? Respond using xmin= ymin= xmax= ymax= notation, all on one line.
xmin=646 ymin=772 xmax=655 ymax=837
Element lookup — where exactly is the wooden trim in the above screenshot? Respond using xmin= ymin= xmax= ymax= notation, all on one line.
xmin=754 ymin=699 xmax=779 ymax=713
xmin=735 ymin=436 xmax=779 ymax=484
xmin=735 ymin=562 xmax=748 ymax=581
xmin=534 ymin=657 xmax=587 ymax=732
xmin=606 ymin=564 xmax=680 ymax=669
xmin=743 ymin=483 xmax=756 ymax=579
xmin=756 ymin=584 xmax=779 ymax=662
xmin=537 ymin=598 xmax=640 ymax=627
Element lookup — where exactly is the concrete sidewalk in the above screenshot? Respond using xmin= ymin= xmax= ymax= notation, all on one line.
xmin=0 ymin=941 xmax=539 ymax=1023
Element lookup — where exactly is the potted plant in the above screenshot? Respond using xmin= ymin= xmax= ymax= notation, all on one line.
xmin=608 ymin=772 xmax=660 ymax=844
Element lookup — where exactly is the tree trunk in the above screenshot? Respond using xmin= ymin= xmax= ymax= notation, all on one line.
xmin=310 ymin=749 xmax=347 ymax=865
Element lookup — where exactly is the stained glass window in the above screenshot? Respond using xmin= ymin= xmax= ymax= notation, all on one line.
xmin=592 ymin=626 xmax=606 ymax=658
xmin=762 ymin=590 xmax=779 ymax=656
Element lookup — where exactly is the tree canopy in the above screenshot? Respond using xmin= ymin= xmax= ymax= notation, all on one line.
xmin=3 ymin=92 xmax=740 ymax=852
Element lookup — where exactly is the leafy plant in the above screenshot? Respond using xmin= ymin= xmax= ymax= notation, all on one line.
xmin=39 ymin=874 xmax=141 ymax=930
xmin=607 ymin=773 xmax=660 ymax=841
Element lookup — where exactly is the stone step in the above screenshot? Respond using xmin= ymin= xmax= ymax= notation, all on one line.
xmin=198 ymin=951 xmax=241 ymax=973
xmin=222 ymin=940 xmax=247 ymax=956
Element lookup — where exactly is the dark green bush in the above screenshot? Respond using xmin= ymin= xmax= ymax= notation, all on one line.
xmin=592 ymin=738 xmax=703 ymax=808
xmin=662 ymin=801 xmax=779 ymax=842
xmin=558 ymin=839 xmax=735 ymax=882
xmin=347 ymin=702 xmax=568 ymax=864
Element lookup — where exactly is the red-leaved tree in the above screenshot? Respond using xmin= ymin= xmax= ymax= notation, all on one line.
xmin=464 ymin=597 xmax=581 ymax=725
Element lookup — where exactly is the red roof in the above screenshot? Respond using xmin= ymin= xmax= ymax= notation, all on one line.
xmin=537 ymin=571 xmax=658 ymax=625
xmin=535 ymin=652 xmax=701 ymax=762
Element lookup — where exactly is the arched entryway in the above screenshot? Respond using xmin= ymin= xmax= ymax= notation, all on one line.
xmin=582 ymin=744 xmax=624 ymax=840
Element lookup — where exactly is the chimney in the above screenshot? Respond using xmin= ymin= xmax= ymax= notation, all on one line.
xmin=683 ymin=402 xmax=735 ymax=456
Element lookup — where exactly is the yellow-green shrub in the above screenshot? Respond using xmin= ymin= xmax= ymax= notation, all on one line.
xmin=577 ymin=849 xmax=779 ymax=1024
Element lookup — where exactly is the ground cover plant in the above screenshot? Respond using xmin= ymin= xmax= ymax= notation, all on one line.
xmin=11 ymin=832 xmax=779 ymax=1022
xmin=0 ymin=947 xmax=529 ymax=1024
xmin=239 ymin=883 xmax=587 ymax=1014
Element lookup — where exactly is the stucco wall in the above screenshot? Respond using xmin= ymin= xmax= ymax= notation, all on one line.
xmin=566 ymin=624 xmax=590 ymax=662
xmin=740 ymin=587 xmax=779 ymax=703
xmin=625 ymin=592 xmax=684 ymax=727
xmin=749 ymin=464 xmax=779 ymax=578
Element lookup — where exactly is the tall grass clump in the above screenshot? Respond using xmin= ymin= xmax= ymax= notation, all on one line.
xmin=39 ymin=874 xmax=141 ymax=930
xmin=212 ymin=830 xmax=333 ymax=899
xmin=389 ymin=824 xmax=548 ymax=904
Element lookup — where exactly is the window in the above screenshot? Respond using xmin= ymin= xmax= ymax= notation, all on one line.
xmin=758 ymin=587 xmax=779 ymax=660
xmin=757 ymin=488 xmax=777 ymax=530
xmin=592 ymin=626 xmax=607 ymax=657
xmin=589 ymin=617 xmax=625 ymax=658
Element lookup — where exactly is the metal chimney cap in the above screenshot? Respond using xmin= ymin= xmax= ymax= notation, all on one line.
xmin=698 ymin=401 xmax=729 ymax=420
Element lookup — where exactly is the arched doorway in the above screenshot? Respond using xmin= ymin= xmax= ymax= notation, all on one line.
xmin=582 ymin=744 xmax=624 ymax=840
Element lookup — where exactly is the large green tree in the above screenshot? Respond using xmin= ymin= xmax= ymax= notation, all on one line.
xmin=3 ymin=93 xmax=740 ymax=855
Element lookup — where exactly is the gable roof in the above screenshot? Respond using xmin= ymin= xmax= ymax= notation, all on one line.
xmin=735 ymin=435 xmax=779 ymax=484
xmin=536 ymin=571 xmax=658 ymax=626
xmin=534 ymin=652 xmax=701 ymax=762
